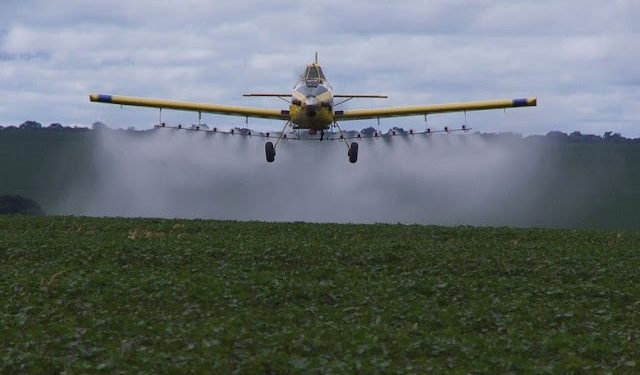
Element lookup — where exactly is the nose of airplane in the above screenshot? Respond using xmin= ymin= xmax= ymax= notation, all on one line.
xmin=305 ymin=97 xmax=317 ymax=117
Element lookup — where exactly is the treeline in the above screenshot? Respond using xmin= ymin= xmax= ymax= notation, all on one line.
xmin=0 ymin=120 xmax=103 ymax=131
xmin=1 ymin=121 xmax=639 ymax=145
xmin=2 ymin=122 xmax=640 ymax=226
xmin=485 ymin=130 xmax=640 ymax=145
xmin=0 ymin=195 xmax=43 ymax=215
xmin=358 ymin=126 xmax=640 ymax=145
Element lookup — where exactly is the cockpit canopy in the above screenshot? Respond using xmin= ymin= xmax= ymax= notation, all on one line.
xmin=301 ymin=64 xmax=326 ymax=82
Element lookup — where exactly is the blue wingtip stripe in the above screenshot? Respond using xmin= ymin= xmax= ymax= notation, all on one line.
xmin=97 ymin=94 xmax=113 ymax=103
xmin=512 ymin=98 xmax=528 ymax=107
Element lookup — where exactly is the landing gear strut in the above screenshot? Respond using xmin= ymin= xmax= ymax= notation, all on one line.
xmin=348 ymin=142 xmax=358 ymax=163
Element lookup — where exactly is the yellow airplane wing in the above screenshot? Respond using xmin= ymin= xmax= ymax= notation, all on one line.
xmin=89 ymin=94 xmax=289 ymax=120
xmin=335 ymin=97 xmax=537 ymax=120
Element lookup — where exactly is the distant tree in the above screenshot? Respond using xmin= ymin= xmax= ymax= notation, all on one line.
xmin=92 ymin=122 xmax=108 ymax=131
xmin=499 ymin=132 xmax=522 ymax=140
xmin=524 ymin=134 xmax=546 ymax=142
xmin=583 ymin=134 xmax=603 ymax=143
xmin=545 ymin=131 xmax=569 ymax=142
xmin=0 ymin=195 xmax=43 ymax=215
xmin=603 ymin=131 xmax=624 ymax=144
xmin=361 ymin=127 xmax=376 ymax=136
xmin=389 ymin=126 xmax=407 ymax=135
xmin=19 ymin=121 xmax=42 ymax=129
xmin=568 ymin=131 xmax=583 ymax=143
xmin=48 ymin=123 xmax=64 ymax=130
xmin=480 ymin=132 xmax=502 ymax=141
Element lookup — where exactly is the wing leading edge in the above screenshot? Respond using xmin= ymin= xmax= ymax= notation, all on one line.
xmin=90 ymin=94 xmax=536 ymax=123
xmin=335 ymin=97 xmax=537 ymax=120
xmin=89 ymin=94 xmax=289 ymax=120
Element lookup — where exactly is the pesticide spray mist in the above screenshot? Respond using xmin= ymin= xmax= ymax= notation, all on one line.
xmin=57 ymin=128 xmax=561 ymax=226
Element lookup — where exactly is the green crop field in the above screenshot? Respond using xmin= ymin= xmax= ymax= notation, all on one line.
xmin=1 ymin=216 xmax=639 ymax=373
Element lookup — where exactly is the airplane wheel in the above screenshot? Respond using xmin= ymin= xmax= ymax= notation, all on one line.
xmin=348 ymin=142 xmax=358 ymax=163
xmin=265 ymin=142 xmax=275 ymax=163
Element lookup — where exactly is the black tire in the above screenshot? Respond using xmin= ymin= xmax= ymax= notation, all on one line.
xmin=265 ymin=142 xmax=275 ymax=163
xmin=348 ymin=142 xmax=358 ymax=163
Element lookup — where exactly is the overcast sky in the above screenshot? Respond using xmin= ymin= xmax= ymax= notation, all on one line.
xmin=0 ymin=0 xmax=638 ymax=135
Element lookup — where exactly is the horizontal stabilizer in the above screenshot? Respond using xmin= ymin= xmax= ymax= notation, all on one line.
xmin=334 ymin=94 xmax=388 ymax=98
xmin=243 ymin=93 xmax=292 ymax=97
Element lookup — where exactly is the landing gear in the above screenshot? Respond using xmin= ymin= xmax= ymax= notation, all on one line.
xmin=265 ymin=121 xmax=292 ymax=163
xmin=265 ymin=142 xmax=275 ymax=163
xmin=333 ymin=121 xmax=358 ymax=164
xmin=348 ymin=142 xmax=358 ymax=163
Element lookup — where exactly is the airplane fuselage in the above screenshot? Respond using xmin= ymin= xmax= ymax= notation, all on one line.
xmin=288 ymin=63 xmax=334 ymax=131
xmin=289 ymin=80 xmax=334 ymax=130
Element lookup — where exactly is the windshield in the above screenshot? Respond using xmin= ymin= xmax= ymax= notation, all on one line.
xmin=303 ymin=65 xmax=326 ymax=81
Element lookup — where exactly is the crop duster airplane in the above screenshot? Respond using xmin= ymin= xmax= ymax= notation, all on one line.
xmin=90 ymin=53 xmax=537 ymax=163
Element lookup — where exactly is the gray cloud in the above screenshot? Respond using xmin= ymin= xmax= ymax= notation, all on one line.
xmin=0 ymin=1 xmax=638 ymax=136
